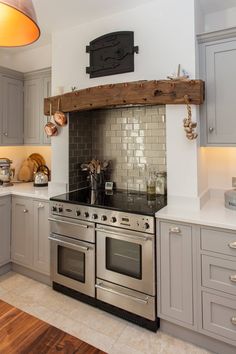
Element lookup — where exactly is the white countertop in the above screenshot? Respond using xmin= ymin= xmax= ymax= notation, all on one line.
xmin=0 ymin=182 xmax=51 ymax=200
xmin=156 ymin=197 xmax=236 ymax=231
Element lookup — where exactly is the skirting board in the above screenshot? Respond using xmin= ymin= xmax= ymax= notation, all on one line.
xmin=160 ymin=320 xmax=236 ymax=354
xmin=0 ymin=263 xmax=11 ymax=276
xmin=11 ymin=263 xmax=51 ymax=286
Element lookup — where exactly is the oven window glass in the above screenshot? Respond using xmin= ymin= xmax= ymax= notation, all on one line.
xmin=106 ymin=238 xmax=142 ymax=279
xmin=58 ymin=246 xmax=85 ymax=283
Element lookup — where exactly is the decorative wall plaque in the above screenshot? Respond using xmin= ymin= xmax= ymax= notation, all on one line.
xmin=86 ymin=31 xmax=139 ymax=78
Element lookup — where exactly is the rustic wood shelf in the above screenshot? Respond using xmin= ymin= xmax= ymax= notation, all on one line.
xmin=44 ymin=79 xmax=205 ymax=115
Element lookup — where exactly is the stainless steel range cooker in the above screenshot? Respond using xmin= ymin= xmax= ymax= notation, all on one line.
xmin=49 ymin=188 xmax=166 ymax=331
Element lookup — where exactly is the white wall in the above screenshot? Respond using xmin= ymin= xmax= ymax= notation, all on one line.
xmin=0 ymin=44 xmax=51 ymax=73
xmin=205 ymin=6 xmax=236 ymax=32
xmin=51 ymin=0 xmax=201 ymax=207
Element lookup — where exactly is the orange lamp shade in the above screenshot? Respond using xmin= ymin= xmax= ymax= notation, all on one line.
xmin=0 ymin=0 xmax=40 ymax=47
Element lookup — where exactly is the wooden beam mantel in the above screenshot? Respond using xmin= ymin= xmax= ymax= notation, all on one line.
xmin=44 ymin=80 xmax=205 ymax=115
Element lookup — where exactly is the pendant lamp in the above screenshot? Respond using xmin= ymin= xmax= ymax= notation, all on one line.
xmin=0 ymin=0 xmax=40 ymax=47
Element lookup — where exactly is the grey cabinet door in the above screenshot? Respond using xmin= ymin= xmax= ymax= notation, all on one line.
xmin=0 ymin=196 xmax=10 ymax=266
xmin=2 ymin=76 xmax=23 ymax=145
xmin=159 ymin=221 xmax=193 ymax=325
xmin=204 ymin=40 xmax=236 ymax=145
xmin=11 ymin=197 xmax=33 ymax=267
xmin=24 ymin=78 xmax=42 ymax=144
xmin=33 ymin=200 xmax=50 ymax=275
xmin=42 ymin=76 xmax=51 ymax=145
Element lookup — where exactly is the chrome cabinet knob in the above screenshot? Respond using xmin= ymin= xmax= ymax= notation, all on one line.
xmin=229 ymin=275 xmax=236 ymax=282
xmin=3 ymin=132 xmax=8 ymax=136
xmin=38 ymin=203 xmax=44 ymax=209
xmin=23 ymin=209 xmax=28 ymax=213
xmin=209 ymin=127 xmax=214 ymax=133
xmin=231 ymin=317 xmax=236 ymax=325
xmin=228 ymin=241 xmax=236 ymax=249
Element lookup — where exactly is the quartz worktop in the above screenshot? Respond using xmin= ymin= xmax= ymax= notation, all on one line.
xmin=0 ymin=183 xmax=51 ymax=200
xmin=156 ymin=196 xmax=236 ymax=231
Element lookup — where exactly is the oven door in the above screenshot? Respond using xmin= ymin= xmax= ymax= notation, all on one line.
xmin=49 ymin=233 xmax=95 ymax=297
xmin=96 ymin=225 xmax=155 ymax=296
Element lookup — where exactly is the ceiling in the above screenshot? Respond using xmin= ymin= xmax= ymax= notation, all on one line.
xmin=199 ymin=0 xmax=236 ymax=14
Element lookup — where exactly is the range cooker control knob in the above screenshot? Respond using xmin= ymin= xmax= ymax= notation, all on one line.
xmin=92 ymin=214 xmax=98 ymax=220
xmin=111 ymin=216 xmax=117 ymax=223
xmin=144 ymin=222 xmax=150 ymax=230
xmin=101 ymin=215 xmax=107 ymax=221
xmin=52 ymin=206 xmax=57 ymax=212
xmin=84 ymin=212 xmax=89 ymax=218
xmin=76 ymin=210 xmax=81 ymax=216
xmin=58 ymin=207 xmax=63 ymax=213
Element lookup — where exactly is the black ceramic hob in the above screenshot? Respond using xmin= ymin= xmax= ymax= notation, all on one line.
xmin=50 ymin=188 xmax=167 ymax=216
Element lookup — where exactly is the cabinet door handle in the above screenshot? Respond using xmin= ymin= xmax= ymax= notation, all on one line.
xmin=229 ymin=275 xmax=236 ymax=283
xmin=3 ymin=132 xmax=8 ymax=136
xmin=228 ymin=242 xmax=236 ymax=249
xmin=231 ymin=317 xmax=236 ymax=325
xmin=209 ymin=127 xmax=214 ymax=133
xmin=169 ymin=227 xmax=181 ymax=234
xmin=23 ymin=209 xmax=28 ymax=213
xmin=38 ymin=203 xmax=44 ymax=209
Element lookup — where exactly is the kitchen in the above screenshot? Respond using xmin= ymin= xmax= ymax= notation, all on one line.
xmin=0 ymin=0 xmax=236 ymax=353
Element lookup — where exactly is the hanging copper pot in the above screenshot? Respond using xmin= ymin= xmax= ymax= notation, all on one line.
xmin=53 ymin=98 xmax=67 ymax=127
xmin=44 ymin=103 xmax=58 ymax=137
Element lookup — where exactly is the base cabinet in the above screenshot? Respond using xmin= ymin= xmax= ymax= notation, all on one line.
xmin=0 ymin=196 xmax=11 ymax=266
xmin=157 ymin=219 xmax=236 ymax=349
xmin=11 ymin=196 xmax=50 ymax=275
xmin=33 ymin=201 xmax=50 ymax=275
xmin=158 ymin=221 xmax=194 ymax=326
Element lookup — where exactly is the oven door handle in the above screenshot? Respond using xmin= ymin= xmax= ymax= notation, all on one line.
xmin=95 ymin=283 xmax=149 ymax=304
xmin=48 ymin=236 xmax=90 ymax=252
xmin=48 ymin=217 xmax=89 ymax=229
xmin=95 ymin=228 xmax=150 ymax=241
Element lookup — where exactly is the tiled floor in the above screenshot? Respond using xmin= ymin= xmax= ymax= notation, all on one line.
xmin=0 ymin=272 xmax=210 ymax=354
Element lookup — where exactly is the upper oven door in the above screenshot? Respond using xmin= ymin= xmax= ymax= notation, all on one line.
xmin=96 ymin=225 xmax=155 ymax=296
xmin=49 ymin=233 xmax=95 ymax=297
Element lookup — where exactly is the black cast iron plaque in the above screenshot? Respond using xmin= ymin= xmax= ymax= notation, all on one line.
xmin=86 ymin=31 xmax=139 ymax=78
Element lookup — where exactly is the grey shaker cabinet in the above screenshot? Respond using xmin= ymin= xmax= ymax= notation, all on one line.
xmin=24 ymin=68 xmax=51 ymax=145
xmin=11 ymin=196 xmax=50 ymax=275
xmin=33 ymin=200 xmax=50 ymax=275
xmin=1 ymin=75 xmax=24 ymax=145
xmin=199 ymin=30 xmax=236 ymax=146
xmin=11 ymin=196 xmax=33 ymax=267
xmin=158 ymin=221 xmax=194 ymax=326
xmin=0 ymin=196 xmax=11 ymax=266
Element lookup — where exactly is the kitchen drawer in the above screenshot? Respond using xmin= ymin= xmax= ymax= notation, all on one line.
xmin=201 ymin=228 xmax=236 ymax=258
xmin=202 ymin=255 xmax=236 ymax=296
xmin=96 ymin=278 xmax=155 ymax=321
xmin=202 ymin=292 xmax=236 ymax=342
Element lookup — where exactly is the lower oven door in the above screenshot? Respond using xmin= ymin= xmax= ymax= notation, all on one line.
xmin=49 ymin=233 xmax=95 ymax=297
xmin=96 ymin=225 xmax=155 ymax=296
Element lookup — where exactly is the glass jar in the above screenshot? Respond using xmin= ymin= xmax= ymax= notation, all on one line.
xmin=155 ymin=172 xmax=167 ymax=195
xmin=146 ymin=171 xmax=156 ymax=196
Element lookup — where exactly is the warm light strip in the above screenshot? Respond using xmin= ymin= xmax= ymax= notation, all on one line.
xmin=0 ymin=0 xmax=40 ymax=47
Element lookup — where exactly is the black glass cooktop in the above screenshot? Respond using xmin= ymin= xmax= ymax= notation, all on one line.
xmin=51 ymin=188 xmax=167 ymax=216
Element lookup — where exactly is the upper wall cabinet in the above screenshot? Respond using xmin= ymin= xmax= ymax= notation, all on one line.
xmin=24 ymin=68 xmax=51 ymax=145
xmin=0 ymin=68 xmax=24 ymax=146
xmin=199 ymin=29 xmax=236 ymax=146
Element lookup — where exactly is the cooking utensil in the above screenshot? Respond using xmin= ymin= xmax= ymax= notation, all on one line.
xmin=34 ymin=170 xmax=48 ymax=187
xmin=44 ymin=103 xmax=58 ymax=137
xmin=53 ymin=98 xmax=67 ymax=127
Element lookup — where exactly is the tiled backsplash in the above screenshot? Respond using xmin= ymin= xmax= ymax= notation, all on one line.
xmin=69 ymin=105 xmax=166 ymax=191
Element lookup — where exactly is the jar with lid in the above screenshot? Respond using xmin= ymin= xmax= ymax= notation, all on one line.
xmin=155 ymin=172 xmax=167 ymax=195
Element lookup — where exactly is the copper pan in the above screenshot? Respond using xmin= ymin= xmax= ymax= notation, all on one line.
xmin=53 ymin=98 xmax=67 ymax=127
xmin=44 ymin=103 xmax=58 ymax=137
